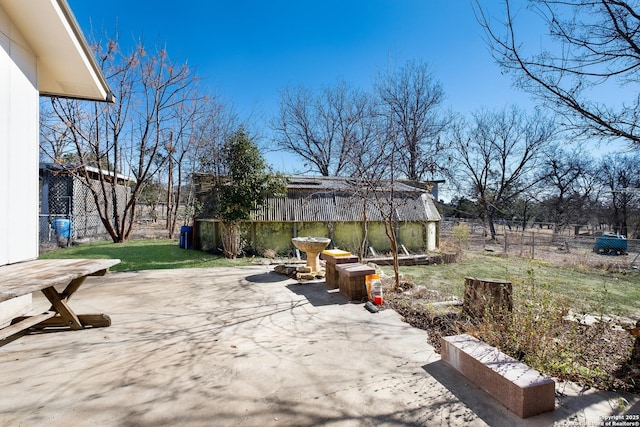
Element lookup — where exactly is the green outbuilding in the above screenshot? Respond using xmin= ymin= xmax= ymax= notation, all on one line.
xmin=194 ymin=175 xmax=442 ymax=258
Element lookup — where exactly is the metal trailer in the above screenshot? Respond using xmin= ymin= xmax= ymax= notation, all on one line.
xmin=593 ymin=234 xmax=628 ymax=255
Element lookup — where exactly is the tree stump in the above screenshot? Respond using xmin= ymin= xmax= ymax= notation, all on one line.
xmin=441 ymin=252 xmax=460 ymax=264
xmin=463 ymin=277 xmax=513 ymax=320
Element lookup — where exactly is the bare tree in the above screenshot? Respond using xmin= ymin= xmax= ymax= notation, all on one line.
xmin=538 ymin=145 xmax=595 ymax=236
xmin=169 ymin=96 xmax=238 ymax=236
xmin=450 ymin=106 xmax=556 ymax=240
xmin=477 ymin=0 xmax=640 ymax=147
xmin=194 ymin=98 xmax=239 ymax=176
xmin=165 ymin=93 xmax=208 ymax=239
xmin=272 ymin=81 xmax=374 ymax=176
xmin=348 ymin=112 xmax=416 ymax=289
xmin=40 ymin=106 xmax=74 ymax=164
xmin=596 ymin=153 xmax=640 ymax=236
xmin=374 ymin=60 xmax=451 ymax=181
xmin=43 ymin=37 xmax=199 ymax=242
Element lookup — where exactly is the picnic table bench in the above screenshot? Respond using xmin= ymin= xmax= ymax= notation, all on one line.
xmin=0 ymin=258 xmax=120 ymax=344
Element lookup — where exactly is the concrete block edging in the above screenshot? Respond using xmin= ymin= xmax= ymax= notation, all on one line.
xmin=440 ymin=333 xmax=555 ymax=418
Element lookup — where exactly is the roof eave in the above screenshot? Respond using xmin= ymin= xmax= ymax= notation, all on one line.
xmin=54 ymin=0 xmax=113 ymax=102
xmin=1 ymin=0 xmax=113 ymax=102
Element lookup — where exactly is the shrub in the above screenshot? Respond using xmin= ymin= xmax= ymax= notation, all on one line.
xmin=452 ymin=223 xmax=471 ymax=248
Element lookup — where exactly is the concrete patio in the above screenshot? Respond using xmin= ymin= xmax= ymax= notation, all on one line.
xmin=0 ymin=265 xmax=637 ymax=426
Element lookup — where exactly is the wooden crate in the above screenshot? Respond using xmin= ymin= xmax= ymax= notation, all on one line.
xmin=336 ymin=263 xmax=375 ymax=300
xmin=321 ymin=253 xmax=358 ymax=289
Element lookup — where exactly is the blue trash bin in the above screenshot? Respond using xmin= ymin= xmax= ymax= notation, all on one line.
xmin=180 ymin=225 xmax=193 ymax=249
xmin=52 ymin=219 xmax=72 ymax=240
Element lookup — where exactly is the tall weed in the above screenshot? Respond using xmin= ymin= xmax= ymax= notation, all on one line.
xmin=469 ymin=269 xmax=611 ymax=385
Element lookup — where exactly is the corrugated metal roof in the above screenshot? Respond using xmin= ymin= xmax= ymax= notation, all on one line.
xmin=285 ymin=175 xmax=422 ymax=193
xmin=195 ymin=174 xmax=441 ymax=222
xmin=253 ymin=190 xmax=441 ymax=222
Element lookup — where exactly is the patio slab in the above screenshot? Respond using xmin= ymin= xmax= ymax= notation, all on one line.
xmin=0 ymin=265 xmax=637 ymax=426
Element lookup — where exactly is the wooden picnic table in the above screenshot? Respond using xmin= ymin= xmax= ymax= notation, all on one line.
xmin=0 ymin=258 xmax=120 ymax=344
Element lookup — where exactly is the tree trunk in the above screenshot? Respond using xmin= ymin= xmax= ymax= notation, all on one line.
xmin=166 ymin=137 xmax=174 ymax=235
xmin=384 ymin=216 xmax=401 ymax=291
xmin=360 ymin=199 xmax=369 ymax=260
xmin=221 ymin=221 xmax=241 ymax=259
xmin=463 ymin=277 xmax=513 ymax=321
xmin=486 ymin=209 xmax=497 ymax=241
xmin=169 ymin=151 xmax=187 ymax=240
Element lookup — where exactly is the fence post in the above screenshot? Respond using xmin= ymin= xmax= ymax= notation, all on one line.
xmin=504 ymin=231 xmax=508 ymax=254
xmin=531 ymin=232 xmax=535 ymax=259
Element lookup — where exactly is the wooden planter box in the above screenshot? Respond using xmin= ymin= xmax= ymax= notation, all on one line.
xmin=335 ymin=263 xmax=375 ymax=300
xmin=320 ymin=252 xmax=358 ymax=289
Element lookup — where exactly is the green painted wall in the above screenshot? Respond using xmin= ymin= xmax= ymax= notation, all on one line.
xmin=367 ymin=222 xmax=389 ymax=253
xmin=399 ymin=222 xmax=426 ymax=251
xmin=254 ymin=222 xmax=294 ymax=256
xmin=196 ymin=219 xmax=438 ymax=255
xmin=333 ymin=222 xmax=363 ymax=254
xmin=296 ymin=222 xmax=330 ymax=240
xmin=197 ymin=220 xmax=220 ymax=252
xmin=239 ymin=223 xmax=252 ymax=253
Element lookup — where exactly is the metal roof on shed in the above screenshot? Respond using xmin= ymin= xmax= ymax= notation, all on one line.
xmin=195 ymin=174 xmax=441 ymax=223
xmin=252 ymin=189 xmax=440 ymax=223
xmin=284 ymin=175 xmax=422 ymax=193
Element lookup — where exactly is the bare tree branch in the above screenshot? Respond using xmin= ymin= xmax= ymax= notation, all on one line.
xmin=450 ymin=105 xmax=556 ymax=239
xmin=41 ymin=36 xmax=200 ymax=242
xmin=375 ymin=60 xmax=451 ymax=181
xmin=476 ymin=0 xmax=640 ymax=145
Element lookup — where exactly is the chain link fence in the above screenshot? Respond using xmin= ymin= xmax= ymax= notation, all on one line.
xmin=40 ymin=171 xmax=130 ymax=251
xmin=439 ymin=218 xmax=640 ymax=268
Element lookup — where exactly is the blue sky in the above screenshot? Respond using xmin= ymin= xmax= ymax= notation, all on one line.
xmin=66 ymin=1 xmax=542 ymax=174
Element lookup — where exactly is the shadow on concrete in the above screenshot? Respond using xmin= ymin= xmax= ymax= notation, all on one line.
xmin=628 ymin=400 xmax=640 ymax=415
xmin=423 ymin=360 xmax=553 ymax=427
xmin=245 ymin=271 xmax=291 ymax=283
xmin=286 ymin=282 xmax=348 ymax=307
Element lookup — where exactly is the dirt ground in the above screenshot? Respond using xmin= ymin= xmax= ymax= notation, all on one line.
xmin=502 ymin=242 xmax=639 ymax=271
xmin=129 ymin=220 xmax=175 ymax=239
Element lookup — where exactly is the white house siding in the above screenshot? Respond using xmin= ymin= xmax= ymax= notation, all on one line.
xmin=0 ymin=4 xmax=39 ymax=321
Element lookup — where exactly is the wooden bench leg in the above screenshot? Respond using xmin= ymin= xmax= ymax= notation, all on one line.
xmin=2 ymin=280 xmax=111 ymax=342
xmin=59 ymin=276 xmax=88 ymax=301
xmin=76 ymin=313 xmax=111 ymax=328
xmin=12 ymin=313 xmax=111 ymax=329
xmin=41 ymin=287 xmax=83 ymax=330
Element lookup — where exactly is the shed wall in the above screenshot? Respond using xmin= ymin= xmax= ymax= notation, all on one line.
xmin=196 ymin=219 xmax=438 ymax=257
xmin=296 ymin=222 xmax=330 ymax=240
xmin=254 ymin=222 xmax=294 ymax=255
xmin=427 ymin=221 xmax=438 ymax=251
xmin=197 ymin=220 xmax=219 ymax=252
xmin=399 ymin=222 xmax=426 ymax=252
xmin=329 ymin=222 xmax=361 ymax=254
